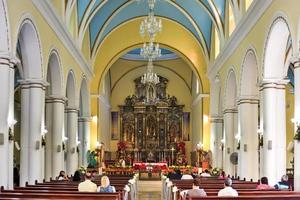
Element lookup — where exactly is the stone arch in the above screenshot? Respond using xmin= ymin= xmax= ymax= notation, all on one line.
xmin=66 ymin=70 xmax=77 ymax=108
xmin=17 ymin=18 xmax=43 ymax=79
xmin=263 ymin=16 xmax=293 ymax=79
xmin=46 ymin=49 xmax=63 ymax=96
xmin=224 ymin=68 xmax=237 ymax=110
xmin=0 ymin=0 xmax=10 ymax=52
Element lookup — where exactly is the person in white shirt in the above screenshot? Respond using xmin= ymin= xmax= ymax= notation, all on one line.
xmin=218 ymin=178 xmax=238 ymax=197
xmin=200 ymin=169 xmax=211 ymax=177
xmin=78 ymin=172 xmax=97 ymax=192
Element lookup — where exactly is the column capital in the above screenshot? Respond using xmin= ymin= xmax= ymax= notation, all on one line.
xmin=65 ymin=107 xmax=79 ymax=113
xmin=19 ymin=79 xmax=49 ymax=90
xmin=45 ymin=95 xmax=66 ymax=104
xmin=289 ymin=53 xmax=300 ymax=68
xmin=0 ymin=51 xmax=19 ymax=68
xmin=237 ymin=95 xmax=259 ymax=105
xmin=210 ymin=115 xmax=223 ymax=123
xmin=78 ymin=116 xmax=91 ymax=122
xmin=223 ymin=108 xmax=238 ymax=114
xmin=259 ymin=78 xmax=288 ymax=91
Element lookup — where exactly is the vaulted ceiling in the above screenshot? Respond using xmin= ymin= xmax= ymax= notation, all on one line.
xmin=76 ymin=0 xmax=226 ymax=59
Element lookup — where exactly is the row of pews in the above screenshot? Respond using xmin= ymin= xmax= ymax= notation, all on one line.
xmin=162 ymin=176 xmax=300 ymax=200
xmin=0 ymin=174 xmax=138 ymax=200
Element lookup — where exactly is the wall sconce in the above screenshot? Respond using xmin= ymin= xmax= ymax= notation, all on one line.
xmin=8 ymin=119 xmax=17 ymax=142
xmin=257 ymin=129 xmax=263 ymax=147
xmin=235 ymin=133 xmax=241 ymax=150
xmin=62 ymin=136 xmax=68 ymax=151
xmin=92 ymin=115 xmax=97 ymax=123
xmin=41 ymin=128 xmax=47 ymax=147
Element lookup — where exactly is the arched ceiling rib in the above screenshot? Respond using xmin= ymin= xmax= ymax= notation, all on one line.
xmin=76 ymin=0 xmax=226 ymax=59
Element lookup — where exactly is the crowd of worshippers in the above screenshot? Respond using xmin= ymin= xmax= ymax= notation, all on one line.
xmin=167 ymin=169 xmax=291 ymax=198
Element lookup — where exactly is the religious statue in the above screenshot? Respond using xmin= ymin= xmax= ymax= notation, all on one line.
xmin=147 ymin=151 xmax=155 ymax=162
xmin=87 ymin=150 xmax=97 ymax=168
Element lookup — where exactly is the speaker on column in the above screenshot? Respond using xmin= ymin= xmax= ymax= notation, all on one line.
xmin=0 ymin=133 xmax=4 ymax=145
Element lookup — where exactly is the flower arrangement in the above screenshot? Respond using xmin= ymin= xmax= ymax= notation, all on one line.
xmin=117 ymin=141 xmax=127 ymax=151
xmin=294 ymin=126 xmax=300 ymax=141
xmin=78 ymin=166 xmax=86 ymax=174
xmin=211 ymin=167 xmax=221 ymax=176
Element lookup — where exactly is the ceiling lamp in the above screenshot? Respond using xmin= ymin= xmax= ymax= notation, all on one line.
xmin=141 ymin=60 xmax=160 ymax=85
xmin=140 ymin=41 xmax=161 ymax=61
xmin=140 ymin=11 xmax=162 ymax=39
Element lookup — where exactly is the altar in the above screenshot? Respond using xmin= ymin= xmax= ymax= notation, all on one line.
xmin=133 ymin=162 xmax=167 ymax=180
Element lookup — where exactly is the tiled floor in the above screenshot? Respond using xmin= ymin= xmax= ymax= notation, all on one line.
xmin=137 ymin=180 xmax=162 ymax=200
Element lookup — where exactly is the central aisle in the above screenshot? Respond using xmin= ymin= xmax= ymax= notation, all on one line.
xmin=137 ymin=180 xmax=162 ymax=200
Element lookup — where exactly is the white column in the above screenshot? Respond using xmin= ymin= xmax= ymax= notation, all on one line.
xmin=44 ymin=99 xmax=52 ymax=181
xmin=238 ymin=97 xmax=259 ymax=181
xmin=65 ymin=107 xmax=78 ymax=176
xmin=293 ymin=59 xmax=300 ymax=191
xmin=51 ymin=97 xmax=65 ymax=179
xmin=0 ymin=53 xmax=16 ymax=189
xmin=45 ymin=96 xmax=65 ymax=180
xmin=260 ymin=80 xmax=287 ymax=185
xmin=20 ymin=79 xmax=46 ymax=185
xmin=210 ymin=115 xmax=223 ymax=168
xmin=223 ymin=109 xmax=237 ymax=177
xmin=78 ymin=117 xmax=90 ymax=167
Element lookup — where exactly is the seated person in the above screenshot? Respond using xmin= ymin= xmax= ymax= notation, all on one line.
xmin=72 ymin=170 xmax=81 ymax=181
xmin=168 ymin=169 xmax=182 ymax=180
xmin=218 ymin=178 xmax=238 ymax=197
xmin=218 ymin=171 xmax=226 ymax=179
xmin=274 ymin=175 xmax=289 ymax=190
xmin=256 ymin=177 xmax=274 ymax=190
xmin=181 ymin=171 xmax=194 ymax=180
xmin=78 ymin=173 xmax=97 ymax=192
xmin=57 ymin=170 xmax=68 ymax=180
xmin=97 ymin=175 xmax=116 ymax=192
xmin=186 ymin=178 xmax=207 ymax=197
xmin=200 ymin=169 xmax=211 ymax=177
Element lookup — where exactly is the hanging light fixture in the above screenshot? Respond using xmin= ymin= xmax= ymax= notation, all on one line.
xmin=139 ymin=0 xmax=162 ymax=86
xmin=141 ymin=60 xmax=160 ymax=85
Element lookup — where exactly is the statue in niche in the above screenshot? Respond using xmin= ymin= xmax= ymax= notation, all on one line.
xmin=147 ymin=151 xmax=155 ymax=162
xmin=146 ymin=84 xmax=156 ymax=103
xmin=169 ymin=123 xmax=179 ymax=142
xmin=147 ymin=116 xmax=156 ymax=139
xmin=124 ymin=124 xmax=134 ymax=143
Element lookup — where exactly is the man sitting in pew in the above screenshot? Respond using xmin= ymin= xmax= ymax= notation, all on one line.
xmin=218 ymin=178 xmax=238 ymax=197
xmin=78 ymin=172 xmax=97 ymax=192
xmin=186 ymin=178 xmax=207 ymax=197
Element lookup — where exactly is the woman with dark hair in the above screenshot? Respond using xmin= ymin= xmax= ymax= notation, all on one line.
xmin=256 ymin=177 xmax=274 ymax=190
xmin=57 ymin=170 xmax=68 ymax=180
xmin=73 ymin=171 xmax=81 ymax=181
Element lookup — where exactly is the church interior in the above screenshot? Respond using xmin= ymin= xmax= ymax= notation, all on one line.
xmin=1 ymin=0 xmax=300 ymax=199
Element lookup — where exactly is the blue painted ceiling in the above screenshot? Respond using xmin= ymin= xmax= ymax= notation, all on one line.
xmin=77 ymin=0 xmax=226 ymax=57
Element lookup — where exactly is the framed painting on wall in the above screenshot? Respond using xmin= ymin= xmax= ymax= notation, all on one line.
xmin=183 ymin=112 xmax=190 ymax=141
xmin=111 ymin=112 xmax=119 ymax=140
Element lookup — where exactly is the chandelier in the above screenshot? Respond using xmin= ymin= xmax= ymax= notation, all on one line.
xmin=140 ymin=11 xmax=162 ymax=39
xmin=140 ymin=42 xmax=161 ymax=61
xmin=139 ymin=0 xmax=162 ymax=87
xmin=141 ymin=60 xmax=159 ymax=85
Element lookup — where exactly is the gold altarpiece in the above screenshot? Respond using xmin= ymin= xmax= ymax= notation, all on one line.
xmin=118 ymin=76 xmax=184 ymax=163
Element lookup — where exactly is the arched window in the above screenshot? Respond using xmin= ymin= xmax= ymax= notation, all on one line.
xmin=228 ymin=2 xmax=236 ymax=36
xmin=245 ymin=0 xmax=253 ymax=11
xmin=214 ymin=27 xmax=220 ymax=59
